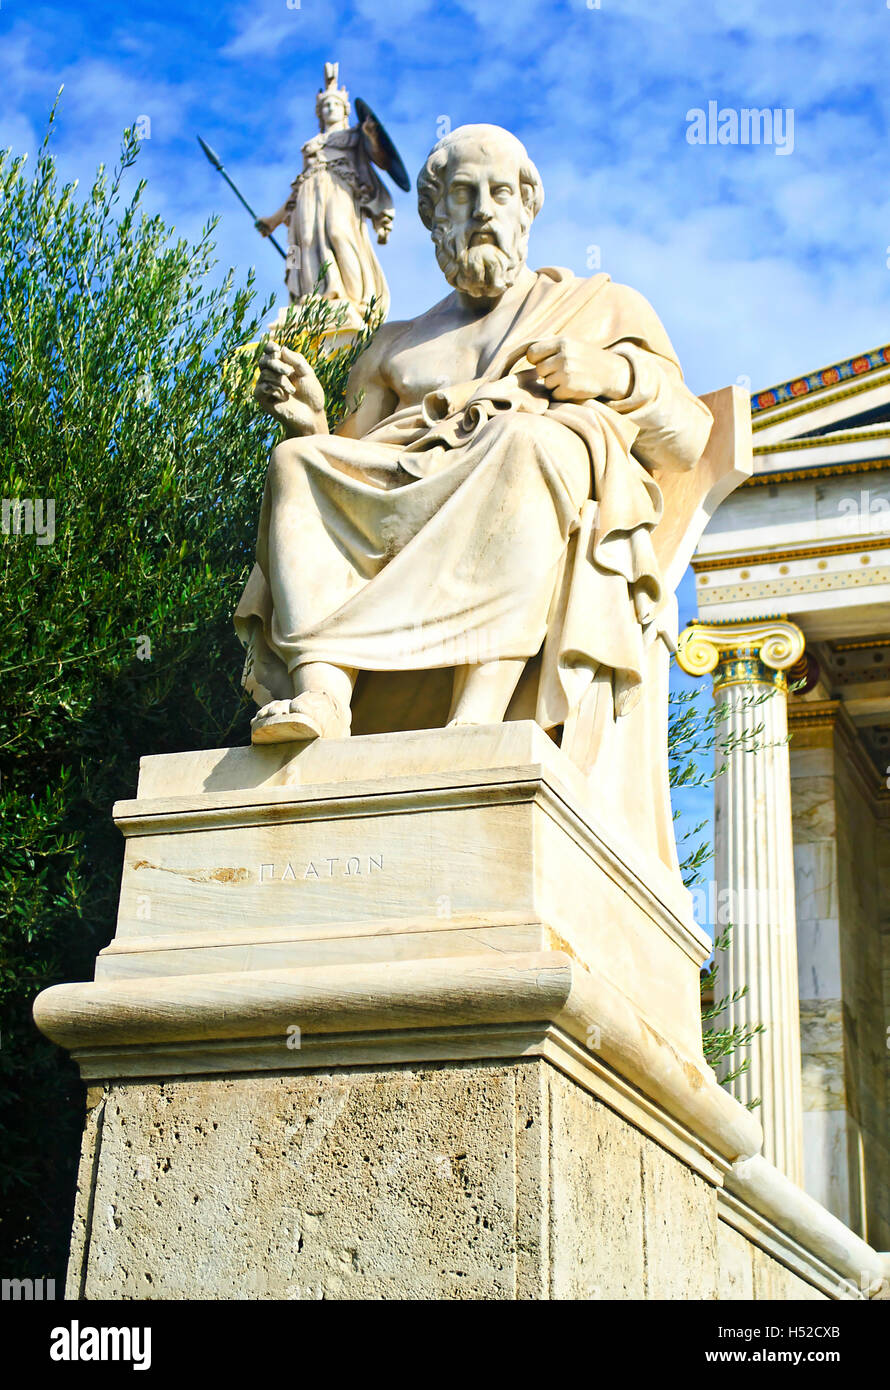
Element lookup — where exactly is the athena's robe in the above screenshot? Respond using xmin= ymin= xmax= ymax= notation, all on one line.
xmin=235 ymin=268 xmax=713 ymax=730
xmin=285 ymin=127 xmax=392 ymax=323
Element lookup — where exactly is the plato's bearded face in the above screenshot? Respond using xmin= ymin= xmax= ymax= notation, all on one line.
xmin=432 ymin=150 xmax=531 ymax=297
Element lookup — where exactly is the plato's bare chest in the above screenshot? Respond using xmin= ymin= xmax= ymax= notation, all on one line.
xmin=384 ymin=314 xmax=516 ymax=406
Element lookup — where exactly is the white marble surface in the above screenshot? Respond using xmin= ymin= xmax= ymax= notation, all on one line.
xmin=256 ymin=63 xmax=394 ymax=326
xmin=679 ymin=620 xmax=806 ymax=1183
xmin=101 ymin=724 xmax=708 ymax=1058
xmin=242 ymin=124 xmax=713 ymax=760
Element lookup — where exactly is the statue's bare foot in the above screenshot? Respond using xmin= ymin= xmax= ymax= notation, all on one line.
xmin=251 ymin=691 xmax=351 ymax=745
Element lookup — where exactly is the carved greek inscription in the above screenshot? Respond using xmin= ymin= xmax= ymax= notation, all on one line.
xmin=259 ymin=855 xmax=384 ymax=882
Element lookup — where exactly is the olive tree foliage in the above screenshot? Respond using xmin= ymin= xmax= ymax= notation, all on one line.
xmin=0 ymin=110 xmax=369 ymax=1278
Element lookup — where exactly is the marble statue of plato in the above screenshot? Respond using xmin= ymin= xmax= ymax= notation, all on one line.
xmin=236 ymin=123 xmax=713 ymax=749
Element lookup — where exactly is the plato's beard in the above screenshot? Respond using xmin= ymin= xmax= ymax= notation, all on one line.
xmin=434 ymin=226 xmax=526 ymax=297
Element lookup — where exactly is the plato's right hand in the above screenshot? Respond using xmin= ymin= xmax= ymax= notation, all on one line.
xmin=253 ymin=343 xmax=328 ymax=435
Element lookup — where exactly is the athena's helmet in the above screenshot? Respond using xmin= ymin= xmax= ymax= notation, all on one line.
xmin=316 ymin=62 xmax=351 ymax=129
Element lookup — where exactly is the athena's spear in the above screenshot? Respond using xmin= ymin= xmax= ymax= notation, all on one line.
xmin=197 ymin=136 xmax=287 ymax=260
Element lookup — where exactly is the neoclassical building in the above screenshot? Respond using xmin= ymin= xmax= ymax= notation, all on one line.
xmin=681 ymin=344 xmax=890 ymax=1252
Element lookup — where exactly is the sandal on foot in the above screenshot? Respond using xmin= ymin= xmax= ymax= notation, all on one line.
xmin=251 ymin=691 xmax=351 ymax=745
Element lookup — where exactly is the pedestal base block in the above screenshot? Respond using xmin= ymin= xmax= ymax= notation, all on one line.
xmin=69 ymin=1060 xmax=721 ymax=1301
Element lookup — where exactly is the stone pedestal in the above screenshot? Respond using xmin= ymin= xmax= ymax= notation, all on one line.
xmin=35 ymin=722 xmax=885 ymax=1299
xmin=67 ymin=1061 xmax=727 ymax=1301
xmin=678 ymin=620 xmax=806 ymax=1184
xmin=36 ymin=722 xmax=721 ymax=1072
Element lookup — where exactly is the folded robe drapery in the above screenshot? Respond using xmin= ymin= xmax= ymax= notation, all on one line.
xmin=235 ymin=267 xmax=711 ymax=728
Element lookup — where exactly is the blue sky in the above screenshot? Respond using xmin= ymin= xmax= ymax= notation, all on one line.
xmin=5 ymin=0 xmax=888 ymax=920
xmin=5 ymin=0 xmax=890 ymax=401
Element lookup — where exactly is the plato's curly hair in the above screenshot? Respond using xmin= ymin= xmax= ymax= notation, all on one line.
xmin=417 ymin=125 xmax=544 ymax=230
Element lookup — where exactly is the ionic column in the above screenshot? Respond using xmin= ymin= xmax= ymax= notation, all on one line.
xmin=678 ymin=618 xmax=806 ymax=1184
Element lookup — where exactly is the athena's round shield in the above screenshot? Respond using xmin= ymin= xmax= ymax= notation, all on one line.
xmin=354 ymin=98 xmax=411 ymax=192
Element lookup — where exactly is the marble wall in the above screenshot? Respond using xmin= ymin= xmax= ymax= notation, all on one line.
xmin=790 ymin=716 xmax=890 ymax=1248
xmin=834 ymin=752 xmax=890 ymax=1249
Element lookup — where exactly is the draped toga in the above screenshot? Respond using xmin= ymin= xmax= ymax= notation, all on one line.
xmin=235 ymin=268 xmax=713 ymax=729
xmin=285 ymin=127 xmax=392 ymax=322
